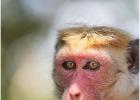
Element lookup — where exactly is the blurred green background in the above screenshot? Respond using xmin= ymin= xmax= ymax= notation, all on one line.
xmin=2 ymin=0 xmax=52 ymax=100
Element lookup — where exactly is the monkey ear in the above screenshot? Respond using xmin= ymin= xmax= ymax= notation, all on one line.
xmin=127 ymin=39 xmax=139 ymax=74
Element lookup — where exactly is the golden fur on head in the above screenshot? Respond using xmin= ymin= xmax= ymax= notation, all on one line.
xmin=57 ymin=26 xmax=131 ymax=49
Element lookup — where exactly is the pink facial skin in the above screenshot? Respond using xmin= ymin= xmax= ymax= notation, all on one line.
xmin=55 ymin=51 xmax=114 ymax=100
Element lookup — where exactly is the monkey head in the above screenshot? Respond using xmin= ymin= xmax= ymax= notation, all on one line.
xmin=53 ymin=26 xmax=139 ymax=100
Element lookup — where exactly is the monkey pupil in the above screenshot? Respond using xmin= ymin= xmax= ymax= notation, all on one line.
xmin=62 ymin=61 xmax=76 ymax=70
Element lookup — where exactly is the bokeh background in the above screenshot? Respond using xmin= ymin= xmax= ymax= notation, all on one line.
xmin=2 ymin=0 xmax=139 ymax=100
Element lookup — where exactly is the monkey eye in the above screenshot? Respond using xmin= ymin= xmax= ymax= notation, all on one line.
xmin=62 ymin=61 xmax=76 ymax=70
xmin=83 ymin=60 xmax=100 ymax=71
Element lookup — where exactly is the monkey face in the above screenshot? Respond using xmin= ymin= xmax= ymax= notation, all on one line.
xmin=54 ymin=47 xmax=118 ymax=100
xmin=53 ymin=26 xmax=139 ymax=100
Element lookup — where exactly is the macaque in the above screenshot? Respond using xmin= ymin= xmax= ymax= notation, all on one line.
xmin=53 ymin=26 xmax=139 ymax=100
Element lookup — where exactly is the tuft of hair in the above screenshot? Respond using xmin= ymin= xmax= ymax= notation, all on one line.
xmin=56 ymin=26 xmax=131 ymax=50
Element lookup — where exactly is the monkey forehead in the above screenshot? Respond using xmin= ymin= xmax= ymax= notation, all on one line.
xmin=55 ymin=46 xmax=112 ymax=61
xmin=58 ymin=26 xmax=131 ymax=49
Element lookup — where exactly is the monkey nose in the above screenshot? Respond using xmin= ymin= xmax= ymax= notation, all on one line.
xmin=68 ymin=83 xmax=81 ymax=100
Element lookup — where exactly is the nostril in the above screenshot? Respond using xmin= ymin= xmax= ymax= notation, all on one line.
xmin=70 ymin=93 xmax=81 ymax=100
xmin=75 ymin=93 xmax=80 ymax=97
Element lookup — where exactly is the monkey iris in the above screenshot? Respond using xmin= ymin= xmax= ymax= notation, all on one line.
xmin=83 ymin=60 xmax=100 ymax=71
xmin=62 ymin=61 xmax=76 ymax=70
